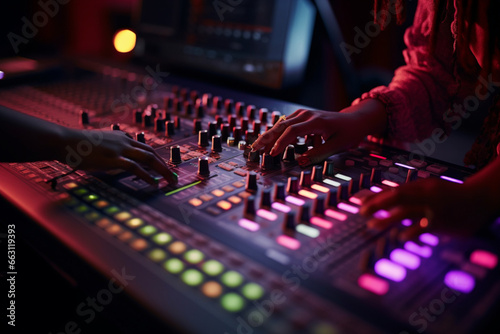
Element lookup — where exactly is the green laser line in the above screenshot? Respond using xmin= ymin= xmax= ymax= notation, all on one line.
xmin=165 ymin=181 xmax=202 ymax=196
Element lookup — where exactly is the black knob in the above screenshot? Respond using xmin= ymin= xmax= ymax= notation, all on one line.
xmin=274 ymin=182 xmax=286 ymax=201
xmin=111 ymin=123 xmax=120 ymax=130
xmin=360 ymin=172 xmax=371 ymax=189
xmin=155 ymin=117 xmax=166 ymax=132
xmin=136 ymin=132 xmax=145 ymax=143
xmin=260 ymin=188 xmax=272 ymax=208
xmin=282 ymin=212 xmax=296 ymax=234
xmin=198 ymin=157 xmax=210 ymax=176
xmin=170 ymin=146 xmax=182 ymax=164
xmin=235 ymin=102 xmax=246 ymax=117
xmin=202 ymin=93 xmax=212 ymax=107
xmin=148 ymin=104 xmax=158 ymax=118
xmin=164 ymin=96 xmax=173 ymax=111
xmin=174 ymin=116 xmax=181 ymax=129
xmin=261 ymin=153 xmax=274 ymax=171
xmin=166 ymin=121 xmax=175 ymax=137
xmin=271 ymin=111 xmax=281 ymax=124
xmin=198 ymin=130 xmax=209 ymax=147
xmin=327 ymin=189 xmax=338 ymax=207
xmin=406 ymin=169 xmax=418 ymax=183
xmin=247 ymin=105 xmax=256 ymax=119
xmin=208 ymin=121 xmax=218 ymax=138
xmin=370 ymin=167 xmax=382 ymax=184
xmin=314 ymin=195 xmax=326 ymax=215
xmin=253 ymin=120 xmax=261 ymax=134
xmin=213 ymin=96 xmax=223 ymax=110
xmin=300 ymin=170 xmax=312 ymax=188
xmin=337 ymin=183 xmax=349 ymax=201
xmin=184 ymin=101 xmax=193 ymax=116
xmin=348 ymin=178 xmax=359 ymax=196
xmin=299 ymin=204 xmax=311 ymax=223
xmin=245 ymin=196 xmax=256 ymax=216
xmin=171 ymin=85 xmax=180 ymax=97
xmin=323 ymin=160 xmax=335 ymax=176
xmin=312 ymin=166 xmax=323 ymax=182
xmin=193 ymin=119 xmax=202 ymax=134
xmin=246 ymin=172 xmax=258 ymax=192
xmin=143 ymin=112 xmax=153 ymax=127
xmin=241 ymin=117 xmax=249 ymax=133
xmin=245 ymin=130 xmax=256 ymax=145
xmin=233 ymin=126 xmax=242 ymax=143
xmin=295 ymin=142 xmax=307 ymax=154
xmin=164 ymin=111 xmax=172 ymax=122
xmin=80 ymin=109 xmax=89 ymax=125
xmin=180 ymin=88 xmax=189 ymax=101
xmin=224 ymin=99 xmax=234 ymax=115
xmin=247 ymin=150 xmax=260 ymax=163
xmin=215 ymin=115 xmax=224 ymax=127
xmin=221 ymin=123 xmax=230 ymax=141
xmin=287 ymin=176 xmax=299 ymax=194
xmin=133 ymin=109 xmax=142 ymax=124
xmin=190 ymin=90 xmax=199 ymax=101
xmin=211 ymin=135 xmax=222 ymax=152
xmin=228 ymin=114 xmax=237 ymax=129
xmin=195 ymin=99 xmax=204 ymax=118
xmin=173 ymin=98 xmax=182 ymax=113
xmin=259 ymin=108 xmax=269 ymax=123
xmin=283 ymin=145 xmax=295 ymax=163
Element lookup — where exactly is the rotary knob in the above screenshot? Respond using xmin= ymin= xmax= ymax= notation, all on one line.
xmin=198 ymin=157 xmax=210 ymax=176
xmin=170 ymin=145 xmax=182 ymax=164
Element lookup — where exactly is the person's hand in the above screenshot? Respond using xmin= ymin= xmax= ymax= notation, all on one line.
xmin=360 ymin=178 xmax=490 ymax=235
xmin=250 ymin=99 xmax=387 ymax=166
xmin=59 ymin=129 xmax=178 ymax=186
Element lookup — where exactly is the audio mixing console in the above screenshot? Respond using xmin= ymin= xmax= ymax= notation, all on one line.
xmin=1 ymin=63 xmax=500 ymax=334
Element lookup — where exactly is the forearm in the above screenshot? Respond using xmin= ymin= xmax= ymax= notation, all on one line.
xmin=0 ymin=108 xmax=71 ymax=162
xmin=341 ymin=98 xmax=388 ymax=137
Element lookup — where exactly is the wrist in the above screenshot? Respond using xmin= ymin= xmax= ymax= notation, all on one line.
xmin=341 ymin=99 xmax=387 ymax=136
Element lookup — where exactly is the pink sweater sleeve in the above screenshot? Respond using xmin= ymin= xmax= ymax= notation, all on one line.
xmin=353 ymin=0 xmax=459 ymax=142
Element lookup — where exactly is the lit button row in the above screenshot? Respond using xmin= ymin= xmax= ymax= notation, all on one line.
xmin=189 ymin=181 xmax=245 ymax=207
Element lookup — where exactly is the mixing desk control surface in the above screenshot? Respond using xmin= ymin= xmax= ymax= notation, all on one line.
xmin=1 ymin=64 xmax=499 ymax=334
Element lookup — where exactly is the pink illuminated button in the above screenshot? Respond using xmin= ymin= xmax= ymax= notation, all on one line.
xmin=382 ymin=180 xmax=399 ymax=188
xmin=238 ymin=218 xmax=260 ymax=232
xmin=374 ymin=210 xmax=390 ymax=219
xmin=325 ymin=209 xmax=347 ymax=221
xmin=404 ymin=241 xmax=432 ymax=258
xmin=310 ymin=217 xmax=333 ymax=229
xmin=256 ymin=209 xmax=278 ymax=221
xmin=272 ymin=202 xmax=291 ymax=213
xmin=337 ymin=202 xmax=359 ymax=214
xmin=419 ymin=233 xmax=439 ymax=246
xmin=286 ymin=196 xmax=306 ymax=206
xmin=358 ymin=273 xmax=389 ymax=295
xmin=349 ymin=197 xmax=362 ymax=205
xmin=374 ymin=259 xmax=406 ymax=282
xmin=440 ymin=175 xmax=463 ymax=184
xmin=390 ymin=249 xmax=421 ymax=270
xmin=370 ymin=186 xmax=383 ymax=193
xmin=470 ymin=250 xmax=498 ymax=269
xmin=276 ymin=235 xmax=301 ymax=250
xmin=369 ymin=154 xmax=387 ymax=160
xmin=444 ymin=270 xmax=475 ymax=293
xmin=401 ymin=219 xmax=412 ymax=227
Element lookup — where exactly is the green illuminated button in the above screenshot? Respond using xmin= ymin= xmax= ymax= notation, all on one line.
xmin=164 ymin=258 xmax=184 ymax=274
xmin=184 ymin=249 xmax=204 ymax=264
xmin=139 ymin=225 xmax=157 ymax=236
xmin=202 ymin=260 xmax=224 ymax=276
xmin=181 ymin=269 xmax=204 ymax=286
xmin=104 ymin=206 xmax=120 ymax=214
xmin=63 ymin=197 xmax=78 ymax=207
xmin=82 ymin=194 xmax=99 ymax=202
xmin=74 ymin=188 xmax=88 ymax=195
xmin=84 ymin=211 xmax=100 ymax=221
xmin=152 ymin=232 xmax=172 ymax=245
xmin=75 ymin=205 xmax=89 ymax=213
xmin=220 ymin=293 xmax=245 ymax=313
xmin=241 ymin=283 xmax=264 ymax=300
xmin=221 ymin=271 xmax=243 ymax=288
xmin=148 ymin=249 xmax=167 ymax=262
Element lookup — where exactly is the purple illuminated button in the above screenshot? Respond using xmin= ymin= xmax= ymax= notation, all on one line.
xmin=374 ymin=210 xmax=390 ymax=219
xmin=238 ymin=218 xmax=260 ymax=232
xmin=390 ymin=249 xmax=421 ymax=270
xmin=470 ymin=250 xmax=498 ymax=269
xmin=337 ymin=202 xmax=359 ymax=214
xmin=374 ymin=259 xmax=407 ymax=282
xmin=444 ymin=270 xmax=475 ymax=293
xmin=404 ymin=241 xmax=432 ymax=258
xmin=401 ymin=219 xmax=412 ymax=227
xmin=419 ymin=233 xmax=439 ymax=246
xmin=440 ymin=175 xmax=463 ymax=184
xmin=272 ymin=202 xmax=291 ymax=213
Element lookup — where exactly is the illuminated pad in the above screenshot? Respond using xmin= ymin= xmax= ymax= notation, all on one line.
xmin=276 ymin=235 xmax=301 ymax=250
xmin=390 ymin=249 xmax=421 ymax=270
xmin=444 ymin=270 xmax=475 ymax=293
xmin=358 ymin=273 xmax=389 ymax=295
xmin=325 ymin=209 xmax=347 ymax=222
xmin=404 ymin=241 xmax=432 ymax=258
xmin=374 ymin=259 xmax=406 ymax=282
xmin=470 ymin=250 xmax=498 ymax=269
xmin=419 ymin=233 xmax=439 ymax=246
xmin=238 ymin=218 xmax=260 ymax=232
